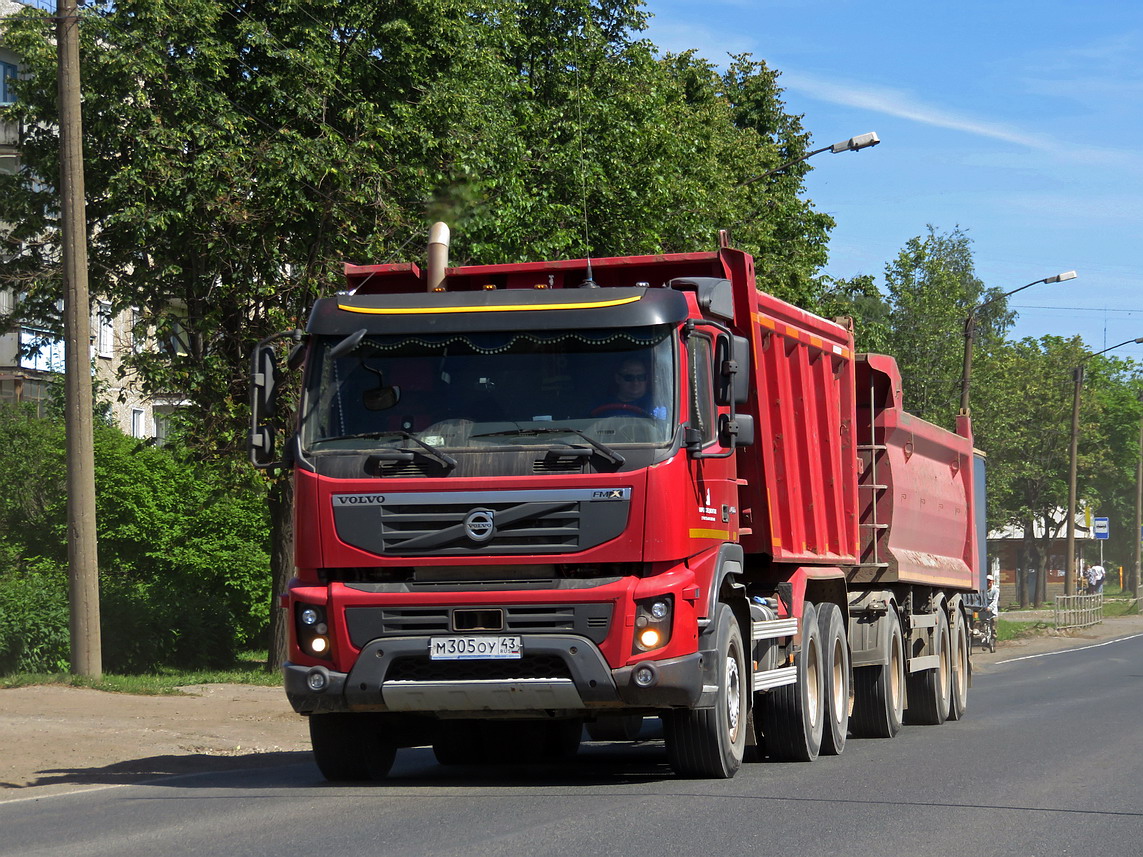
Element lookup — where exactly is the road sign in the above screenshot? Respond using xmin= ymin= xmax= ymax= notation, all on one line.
xmin=1093 ymin=516 xmax=1110 ymax=540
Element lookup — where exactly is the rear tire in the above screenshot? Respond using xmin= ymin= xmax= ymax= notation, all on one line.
xmin=948 ymin=605 xmax=970 ymax=721
xmin=310 ymin=713 xmax=397 ymax=781
xmin=664 ymin=603 xmax=746 ymax=778
xmin=759 ymin=601 xmax=824 ymax=762
xmin=905 ymin=605 xmax=951 ymax=725
xmin=816 ymin=602 xmax=851 ymax=755
xmin=850 ymin=607 xmax=904 ymax=739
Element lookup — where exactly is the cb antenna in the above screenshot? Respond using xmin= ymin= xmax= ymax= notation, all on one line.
xmin=574 ymin=33 xmax=598 ymax=288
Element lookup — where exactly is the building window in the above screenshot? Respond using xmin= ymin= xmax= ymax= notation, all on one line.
xmin=19 ymin=328 xmax=64 ymax=373
xmin=131 ymin=407 xmax=147 ymax=438
xmin=97 ymin=301 xmax=114 ymax=358
xmin=1 ymin=61 xmax=16 ymax=105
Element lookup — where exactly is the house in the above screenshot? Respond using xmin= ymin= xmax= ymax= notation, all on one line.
xmin=987 ymin=512 xmax=1096 ymax=604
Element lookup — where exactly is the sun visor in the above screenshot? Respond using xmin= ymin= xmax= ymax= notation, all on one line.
xmin=306 ymin=287 xmax=690 ymax=335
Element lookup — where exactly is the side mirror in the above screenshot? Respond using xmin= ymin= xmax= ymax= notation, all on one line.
xmin=720 ymin=413 xmax=754 ymax=448
xmin=249 ymin=343 xmax=282 ymax=468
xmin=714 ymin=334 xmax=750 ymax=406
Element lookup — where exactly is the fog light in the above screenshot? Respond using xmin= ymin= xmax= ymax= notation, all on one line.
xmin=306 ymin=669 xmax=328 ymax=692
xmin=310 ymin=636 xmax=329 ymax=655
xmin=638 ymin=628 xmax=662 ymax=649
xmin=301 ymin=608 xmax=319 ymax=626
xmin=633 ymin=665 xmax=656 ymax=687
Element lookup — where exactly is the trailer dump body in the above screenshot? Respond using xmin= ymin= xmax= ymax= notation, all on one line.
xmin=249 ymin=232 xmax=980 ymax=780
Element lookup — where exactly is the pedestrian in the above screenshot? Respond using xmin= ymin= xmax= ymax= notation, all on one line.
xmin=1086 ymin=562 xmax=1105 ymax=595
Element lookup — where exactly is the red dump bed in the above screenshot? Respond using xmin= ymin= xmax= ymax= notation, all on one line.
xmin=850 ymin=354 xmax=976 ymax=589
xmin=727 ymin=253 xmax=974 ymax=590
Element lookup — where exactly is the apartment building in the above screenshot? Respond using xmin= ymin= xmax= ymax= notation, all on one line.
xmin=1 ymin=0 xmax=177 ymax=439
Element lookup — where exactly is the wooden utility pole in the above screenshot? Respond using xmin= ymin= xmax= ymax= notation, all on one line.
xmin=58 ymin=0 xmax=101 ymax=678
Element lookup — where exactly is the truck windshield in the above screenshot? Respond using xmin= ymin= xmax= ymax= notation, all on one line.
xmin=300 ymin=326 xmax=677 ymax=452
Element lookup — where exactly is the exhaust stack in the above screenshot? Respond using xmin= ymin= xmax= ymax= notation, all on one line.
xmin=427 ymin=222 xmax=450 ymax=292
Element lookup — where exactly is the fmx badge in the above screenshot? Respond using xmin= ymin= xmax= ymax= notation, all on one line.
xmin=591 ymin=488 xmax=630 ymax=501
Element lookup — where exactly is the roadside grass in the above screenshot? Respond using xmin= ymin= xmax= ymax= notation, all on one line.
xmin=0 ymin=651 xmax=280 ymax=694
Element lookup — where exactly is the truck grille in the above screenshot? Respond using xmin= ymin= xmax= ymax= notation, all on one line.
xmin=344 ymin=603 xmax=613 ymax=648
xmin=331 ymin=488 xmax=630 ymax=558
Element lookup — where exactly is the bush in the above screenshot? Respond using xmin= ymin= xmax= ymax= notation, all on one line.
xmin=0 ymin=406 xmax=271 ymax=674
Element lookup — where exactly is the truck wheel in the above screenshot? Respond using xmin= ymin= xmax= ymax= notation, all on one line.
xmin=816 ymin=602 xmax=851 ymax=755
xmin=586 ymin=715 xmax=644 ymax=741
xmin=905 ymin=605 xmax=951 ymax=725
xmin=310 ymin=713 xmax=397 ymax=781
xmin=850 ymin=607 xmax=904 ymax=739
xmin=664 ymin=603 xmax=746 ymax=778
xmin=948 ymin=605 xmax=970 ymax=721
xmin=759 ymin=601 xmax=824 ymax=762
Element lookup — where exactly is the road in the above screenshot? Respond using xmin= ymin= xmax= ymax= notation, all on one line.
xmin=4 ymin=634 xmax=1143 ymax=857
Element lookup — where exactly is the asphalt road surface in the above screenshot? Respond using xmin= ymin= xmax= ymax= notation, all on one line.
xmin=5 ymin=634 xmax=1143 ymax=857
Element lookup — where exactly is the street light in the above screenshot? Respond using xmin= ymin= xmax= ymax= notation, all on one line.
xmin=738 ymin=132 xmax=880 ymax=187
xmin=959 ymin=271 xmax=1077 ymax=416
xmin=1065 ymin=336 xmax=1143 ymax=595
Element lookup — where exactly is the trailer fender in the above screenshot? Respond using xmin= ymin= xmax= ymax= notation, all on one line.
xmin=848 ymin=590 xmax=897 ymax=668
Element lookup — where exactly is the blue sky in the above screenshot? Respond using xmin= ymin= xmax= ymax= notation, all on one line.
xmin=644 ymin=0 xmax=1143 ymax=356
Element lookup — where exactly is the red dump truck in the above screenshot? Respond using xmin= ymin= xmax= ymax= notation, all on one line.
xmin=249 ymin=225 xmax=980 ymax=779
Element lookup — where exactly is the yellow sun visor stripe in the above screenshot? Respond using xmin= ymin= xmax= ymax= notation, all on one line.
xmin=337 ymin=295 xmax=643 ymax=315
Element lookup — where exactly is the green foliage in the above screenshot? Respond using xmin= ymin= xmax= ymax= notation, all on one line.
xmin=883 ymin=226 xmax=993 ymax=427
xmin=0 ymin=407 xmax=270 ymax=674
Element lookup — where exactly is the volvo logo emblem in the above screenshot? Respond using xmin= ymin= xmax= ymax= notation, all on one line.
xmin=463 ymin=509 xmax=496 ymax=543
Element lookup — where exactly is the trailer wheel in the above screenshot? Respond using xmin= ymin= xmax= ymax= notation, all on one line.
xmin=759 ymin=601 xmax=824 ymax=762
xmin=310 ymin=713 xmax=397 ymax=781
xmin=948 ymin=605 xmax=970 ymax=721
xmin=816 ymin=602 xmax=851 ymax=755
xmin=664 ymin=603 xmax=746 ymax=778
xmin=850 ymin=607 xmax=904 ymax=739
xmin=905 ymin=606 xmax=951 ymax=725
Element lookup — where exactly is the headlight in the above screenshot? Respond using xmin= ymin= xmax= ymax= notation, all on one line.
xmin=296 ymin=603 xmax=331 ymax=660
xmin=633 ymin=595 xmax=673 ymax=653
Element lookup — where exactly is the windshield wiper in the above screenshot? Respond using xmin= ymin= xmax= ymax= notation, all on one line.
xmin=315 ymin=430 xmax=457 ymax=470
xmin=474 ymin=427 xmax=624 ymax=466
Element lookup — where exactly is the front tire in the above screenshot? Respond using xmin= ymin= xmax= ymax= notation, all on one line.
xmin=310 ymin=713 xmax=397 ymax=781
xmin=664 ymin=603 xmax=746 ymax=778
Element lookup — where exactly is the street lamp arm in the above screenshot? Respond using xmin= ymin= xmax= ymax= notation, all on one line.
xmin=737 ymin=132 xmax=880 ymax=187
xmin=959 ymin=271 xmax=1077 ymax=416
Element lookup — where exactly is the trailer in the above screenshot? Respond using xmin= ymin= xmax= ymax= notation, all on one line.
xmin=249 ymin=225 xmax=981 ymax=779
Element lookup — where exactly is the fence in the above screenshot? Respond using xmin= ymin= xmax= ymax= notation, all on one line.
xmin=1053 ymin=593 xmax=1103 ymax=630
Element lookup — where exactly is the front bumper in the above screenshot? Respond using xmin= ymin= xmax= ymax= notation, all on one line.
xmin=285 ymin=634 xmax=708 ymax=716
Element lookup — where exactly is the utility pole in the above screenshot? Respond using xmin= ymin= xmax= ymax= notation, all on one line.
xmin=58 ymin=0 xmax=101 ymax=678
xmin=1135 ymin=398 xmax=1142 ymax=600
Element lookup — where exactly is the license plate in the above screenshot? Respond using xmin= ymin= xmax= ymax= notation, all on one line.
xmin=429 ymin=636 xmax=522 ymax=660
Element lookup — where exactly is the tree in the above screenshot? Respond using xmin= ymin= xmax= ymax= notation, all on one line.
xmin=1 ymin=1 xmax=837 ymax=666
xmin=883 ymin=226 xmax=1012 ymax=429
